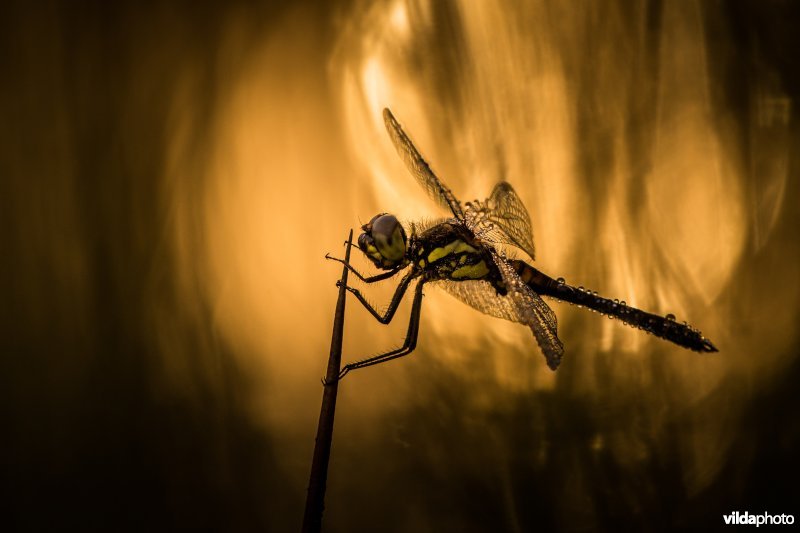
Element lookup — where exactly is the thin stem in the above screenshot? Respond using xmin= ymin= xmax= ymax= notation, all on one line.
xmin=302 ymin=229 xmax=353 ymax=533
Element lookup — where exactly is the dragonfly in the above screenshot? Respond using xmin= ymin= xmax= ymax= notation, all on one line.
xmin=326 ymin=108 xmax=718 ymax=381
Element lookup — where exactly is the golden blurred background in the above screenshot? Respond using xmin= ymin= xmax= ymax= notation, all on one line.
xmin=2 ymin=0 xmax=798 ymax=531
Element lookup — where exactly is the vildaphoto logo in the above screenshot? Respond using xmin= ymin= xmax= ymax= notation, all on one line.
xmin=723 ymin=511 xmax=795 ymax=527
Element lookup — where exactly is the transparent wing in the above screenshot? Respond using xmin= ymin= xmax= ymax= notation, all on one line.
xmin=439 ymin=255 xmax=564 ymax=369
xmin=383 ymin=108 xmax=465 ymax=220
xmin=465 ymin=181 xmax=536 ymax=261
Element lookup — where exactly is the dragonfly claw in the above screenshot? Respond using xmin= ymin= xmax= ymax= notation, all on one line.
xmin=336 ymin=280 xmax=357 ymax=294
xmin=322 ymin=371 xmax=346 ymax=386
xmin=326 ymin=254 xmax=347 ymax=268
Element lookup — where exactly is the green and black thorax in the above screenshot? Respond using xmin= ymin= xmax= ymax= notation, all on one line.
xmin=409 ymin=221 xmax=507 ymax=293
xmin=357 ymin=213 xmax=507 ymax=294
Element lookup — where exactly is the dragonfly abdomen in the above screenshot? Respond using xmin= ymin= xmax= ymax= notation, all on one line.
xmin=510 ymin=260 xmax=718 ymax=353
xmin=510 ymin=259 xmax=563 ymax=297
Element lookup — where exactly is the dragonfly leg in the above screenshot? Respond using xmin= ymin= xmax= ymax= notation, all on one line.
xmin=336 ymin=279 xmax=426 ymax=381
xmin=341 ymin=271 xmax=418 ymax=324
xmin=325 ymin=253 xmax=405 ymax=283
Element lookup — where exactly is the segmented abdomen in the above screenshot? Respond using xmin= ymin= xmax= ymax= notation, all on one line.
xmin=510 ymin=260 xmax=717 ymax=353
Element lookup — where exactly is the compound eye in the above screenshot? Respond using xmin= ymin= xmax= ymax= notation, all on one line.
xmin=372 ymin=214 xmax=406 ymax=261
xmin=362 ymin=213 xmax=387 ymax=232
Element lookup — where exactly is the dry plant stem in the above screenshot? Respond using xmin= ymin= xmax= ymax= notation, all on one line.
xmin=302 ymin=229 xmax=353 ymax=533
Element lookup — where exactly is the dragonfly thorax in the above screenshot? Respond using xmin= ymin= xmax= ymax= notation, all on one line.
xmin=357 ymin=213 xmax=408 ymax=270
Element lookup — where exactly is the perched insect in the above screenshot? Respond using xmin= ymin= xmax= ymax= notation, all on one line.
xmin=326 ymin=108 xmax=717 ymax=381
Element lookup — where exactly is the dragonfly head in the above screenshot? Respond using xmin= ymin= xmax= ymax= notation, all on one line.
xmin=358 ymin=213 xmax=407 ymax=270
